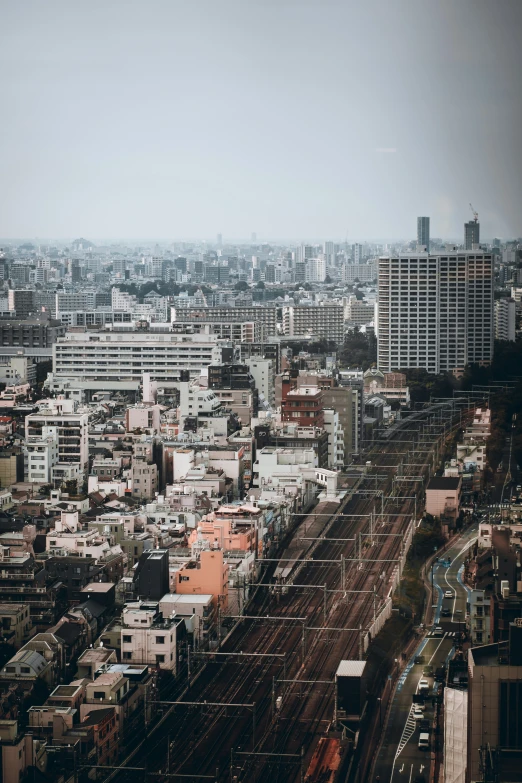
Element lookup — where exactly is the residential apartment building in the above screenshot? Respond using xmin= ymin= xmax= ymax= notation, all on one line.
xmin=172 ymin=306 xmax=278 ymax=337
xmin=25 ymin=434 xmax=59 ymax=484
xmin=7 ymin=290 xmax=35 ymax=319
xmin=121 ymin=601 xmax=184 ymax=672
xmin=282 ymin=305 xmax=344 ymax=343
xmin=467 ymin=629 xmax=522 ymax=782
xmin=322 ymin=386 xmax=358 ymax=463
xmin=281 ymin=386 xmax=324 ymax=428
xmin=344 ymin=296 xmax=374 ymax=325
xmin=0 ymin=316 xmax=65 ymax=362
xmin=246 ymin=358 xmax=275 ymax=406
xmin=50 ymin=329 xmax=225 ymax=390
xmin=25 ymin=398 xmax=89 ymax=478
xmin=377 ymin=252 xmax=493 ymax=373
xmin=342 ymin=262 xmax=376 ymax=284
xmin=494 ymin=297 xmax=516 ymax=342
xmin=171 ymin=319 xmax=262 ymax=343
xmin=468 ymin=589 xmax=491 ymax=645
xmin=56 ymin=291 xmax=97 ymax=313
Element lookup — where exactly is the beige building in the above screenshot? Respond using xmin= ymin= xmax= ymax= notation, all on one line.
xmin=130 ymin=461 xmax=158 ymax=500
xmin=0 ymin=604 xmax=32 ymax=648
xmin=425 ymin=476 xmax=461 ymax=521
xmin=467 ymin=633 xmax=522 ymax=781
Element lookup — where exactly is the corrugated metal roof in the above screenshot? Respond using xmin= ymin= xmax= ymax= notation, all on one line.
xmin=336 ymin=660 xmax=366 ymax=678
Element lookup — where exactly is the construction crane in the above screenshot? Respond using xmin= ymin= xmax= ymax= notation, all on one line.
xmin=469 ymin=203 xmax=479 ymax=222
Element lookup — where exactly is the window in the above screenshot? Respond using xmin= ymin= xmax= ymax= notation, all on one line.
xmin=155 ymin=636 xmax=165 ymax=644
xmin=93 ymin=691 xmax=105 ymax=700
xmin=122 ymin=651 xmax=132 ymax=660
xmin=155 ymin=654 xmax=165 ymax=664
xmin=123 ymin=635 xmax=132 ymax=643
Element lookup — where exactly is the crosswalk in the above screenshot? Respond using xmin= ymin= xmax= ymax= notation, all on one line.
xmin=394 ymin=706 xmax=417 ymax=759
xmin=425 ymin=630 xmax=456 ymax=638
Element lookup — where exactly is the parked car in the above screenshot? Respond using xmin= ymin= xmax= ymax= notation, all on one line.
xmin=413 ymin=707 xmax=424 ymax=721
xmin=418 ymin=678 xmax=430 ymax=695
xmin=419 ymin=718 xmax=430 ymax=732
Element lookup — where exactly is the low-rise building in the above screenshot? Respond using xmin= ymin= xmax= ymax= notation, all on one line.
xmin=0 ymin=604 xmax=33 ymax=648
xmin=425 ymin=476 xmax=462 ymax=523
xmin=121 ymin=601 xmax=185 ymax=672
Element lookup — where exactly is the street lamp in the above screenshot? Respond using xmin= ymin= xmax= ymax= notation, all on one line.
xmin=377 ymin=697 xmax=382 ymax=728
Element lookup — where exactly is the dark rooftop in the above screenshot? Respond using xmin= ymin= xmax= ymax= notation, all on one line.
xmin=427 ymin=477 xmax=461 ymax=491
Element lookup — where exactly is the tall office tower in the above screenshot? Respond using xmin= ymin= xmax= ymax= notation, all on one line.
xmin=251 ymin=232 xmax=257 ymax=243
xmin=351 ymin=243 xmax=363 ymax=264
xmin=465 ymin=220 xmax=480 ymax=250
xmin=323 ymin=241 xmax=336 ymax=267
xmin=217 ymin=233 xmax=223 ymax=247
xmin=296 ymin=244 xmax=314 ymax=264
xmin=417 ymin=216 xmax=430 ymax=251
xmin=377 ymin=251 xmax=493 ymax=374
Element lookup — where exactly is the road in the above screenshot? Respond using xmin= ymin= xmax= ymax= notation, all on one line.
xmin=372 ymin=523 xmax=477 ymax=783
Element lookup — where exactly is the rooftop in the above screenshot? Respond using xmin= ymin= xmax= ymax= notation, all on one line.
xmin=336 ymin=660 xmax=367 ymax=678
xmin=427 ymin=477 xmax=461 ymax=491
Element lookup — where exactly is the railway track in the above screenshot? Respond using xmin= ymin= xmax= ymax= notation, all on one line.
xmin=110 ymin=401 xmax=472 ymax=782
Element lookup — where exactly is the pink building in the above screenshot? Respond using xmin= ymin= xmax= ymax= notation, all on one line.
xmin=425 ymin=476 xmax=461 ymax=522
xmin=125 ymin=404 xmax=161 ymax=433
xmin=187 ymin=504 xmax=261 ymax=553
xmin=176 ymin=548 xmax=229 ymax=610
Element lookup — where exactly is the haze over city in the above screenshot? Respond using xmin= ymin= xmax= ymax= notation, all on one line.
xmin=1 ymin=0 xmax=522 ymax=241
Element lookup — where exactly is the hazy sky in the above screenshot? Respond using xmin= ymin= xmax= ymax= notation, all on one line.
xmin=1 ymin=0 xmax=521 ymax=242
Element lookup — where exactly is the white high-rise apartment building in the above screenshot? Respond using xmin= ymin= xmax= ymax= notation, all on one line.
xmin=305 ymin=257 xmax=326 ymax=283
xmin=494 ymin=298 xmax=516 ymax=342
xmin=377 ymin=251 xmax=493 ymax=374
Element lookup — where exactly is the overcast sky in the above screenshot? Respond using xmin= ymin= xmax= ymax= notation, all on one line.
xmin=1 ymin=0 xmax=521 ymax=242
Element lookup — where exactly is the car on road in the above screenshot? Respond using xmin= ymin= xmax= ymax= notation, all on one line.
xmin=414 ymin=654 xmax=425 ymax=664
xmin=418 ymin=678 xmax=430 ymax=694
xmin=432 ymin=626 xmax=443 ymax=636
xmin=413 ymin=707 xmax=424 ymax=720
xmin=444 ymin=590 xmax=454 ymax=599
xmin=418 ymin=732 xmax=430 ymax=750
xmin=419 ymin=718 xmax=430 ymax=732
xmin=441 ymin=608 xmax=451 ymax=617
xmin=422 ymin=665 xmax=433 ymax=676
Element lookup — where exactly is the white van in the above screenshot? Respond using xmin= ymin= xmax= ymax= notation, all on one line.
xmin=418 ymin=732 xmax=430 ymax=750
